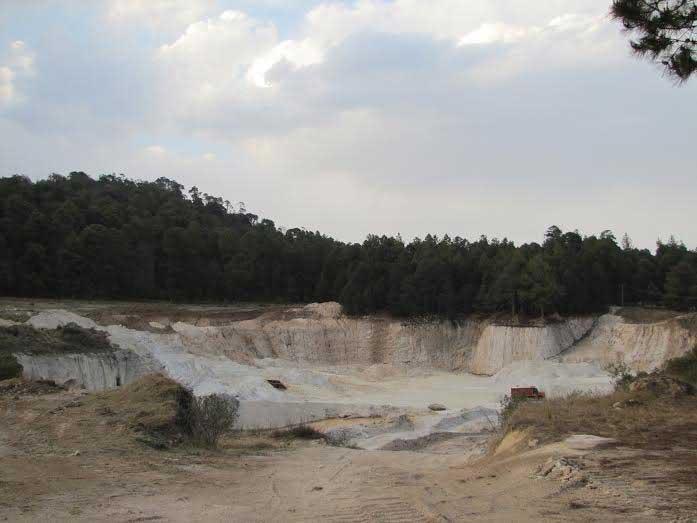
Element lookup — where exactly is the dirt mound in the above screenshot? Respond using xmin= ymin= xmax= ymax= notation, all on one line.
xmin=0 ymin=323 xmax=114 ymax=355
xmin=629 ymin=373 xmax=694 ymax=397
xmin=0 ymin=378 xmax=65 ymax=395
xmin=501 ymin=387 xmax=697 ymax=450
xmin=91 ymin=373 xmax=191 ymax=443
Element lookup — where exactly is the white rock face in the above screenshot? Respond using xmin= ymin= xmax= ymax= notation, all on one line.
xmin=163 ymin=312 xmax=595 ymax=376
xmin=15 ymin=350 xmax=154 ymax=391
xmin=209 ymin=317 xmax=483 ymax=370
xmin=560 ymin=313 xmax=697 ymax=372
xmin=468 ymin=318 xmax=595 ymax=375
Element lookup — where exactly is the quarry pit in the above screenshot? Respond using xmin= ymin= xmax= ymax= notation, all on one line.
xmin=4 ymin=299 xmax=696 ymax=452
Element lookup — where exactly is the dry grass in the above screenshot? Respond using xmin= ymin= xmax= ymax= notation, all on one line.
xmin=86 ymin=373 xmax=189 ymax=439
xmin=0 ymin=323 xmax=114 ymax=355
xmin=502 ymin=390 xmax=697 ymax=450
xmin=0 ymin=378 xmax=64 ymax=395
xmin=614 ymin=306 xmax=683 ymax=324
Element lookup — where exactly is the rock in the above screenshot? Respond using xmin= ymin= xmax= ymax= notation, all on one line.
xmin=536 ymin=459 xmax=556 ymax=477
xmin=527 ymin=438 xmax=539 ymax=448
xmin=536 ymin=457 xmax=586 ymax=484
xmin=612 ymin=402 xmax=623 ymax=410
xmin=72 ymin=450 xmax=81 ymax=456
xmin=428 ymin=403 xmax=447 ymax=411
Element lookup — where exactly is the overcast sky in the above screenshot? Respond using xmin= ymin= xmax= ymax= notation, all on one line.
xmin=1 ymin=0 xmax=695 ymax=249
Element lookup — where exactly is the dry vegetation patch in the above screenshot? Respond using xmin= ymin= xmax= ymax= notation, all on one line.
xmin=614 ymin=306 xmax=683 ymax=324
xmin=0 ymin=378 xmax=64 ymax=395
xmin=0 ymin=323 xmax=114 ymax=355
xmin=0 ymin=323 xmax=116 ymax=380
xmin=503 ymin=390 xmax=697 ymax=449
xmin=87 ymin=373 xmax=190 ymax=446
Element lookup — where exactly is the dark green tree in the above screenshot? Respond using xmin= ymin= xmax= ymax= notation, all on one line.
xmin=612 ymin=0 xmax=697 ymax=81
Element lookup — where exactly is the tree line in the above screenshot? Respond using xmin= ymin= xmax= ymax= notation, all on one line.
xmin=1 ymin=172 xmax=696 ymax=318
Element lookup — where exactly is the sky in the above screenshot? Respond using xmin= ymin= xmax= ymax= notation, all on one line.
xmin=1 ymin=0 xmax=695 ymax=250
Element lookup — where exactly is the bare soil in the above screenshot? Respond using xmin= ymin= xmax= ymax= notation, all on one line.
xmin=2 ymin=384 xmax=696 ymax=521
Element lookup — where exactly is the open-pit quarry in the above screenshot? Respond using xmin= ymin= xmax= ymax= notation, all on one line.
xmin=3 ymin=299 xmax=697 ymax=521
xmin=4 ymin=300 xmax=697 ymax=450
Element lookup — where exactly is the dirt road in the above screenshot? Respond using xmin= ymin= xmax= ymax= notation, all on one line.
xmin=1 ymin=387 xmax=694 ymax=522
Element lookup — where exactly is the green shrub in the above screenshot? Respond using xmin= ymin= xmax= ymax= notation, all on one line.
xmin=606 ymin=361 xmax=635 ymax=391
xmin=498 ymin=394 xmax=526 ymax=428
xmin=177 ymin=392 xmax=240 ymax=448
xmin=664 ymin=346 xmax=697 ymax=386
xmin=0 ymin=353 xmax=23 ymax=380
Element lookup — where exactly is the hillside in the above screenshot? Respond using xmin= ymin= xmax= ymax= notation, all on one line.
xmin=2 ymin=173 xmax=697 ymax=317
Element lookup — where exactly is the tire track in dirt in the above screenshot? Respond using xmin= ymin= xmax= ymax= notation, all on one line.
xmin=312 ymin=495 xmax=429 ymax=523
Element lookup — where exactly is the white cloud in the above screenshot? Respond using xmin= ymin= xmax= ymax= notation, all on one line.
xmin=157 ymin=10 xmax=278 ymax=107
xmin=0 ymin=67 xmax=16 ymax=107
xmin=247 ymin=38 xmax=322 ymax=88
xmin=0 ymin=40 xmax=35 ymax=109
xmin=145 ymin=144 xmax=166 ymax=155
xmin=107 ymin=0 xmax=218 ymax=32
xmin=8 ymin=40 xmax=35 ymax=74
xmin=459 ymin=23 xmax=537 ymax=45
xmin=155 ymin=0 xmax=623 ymax=115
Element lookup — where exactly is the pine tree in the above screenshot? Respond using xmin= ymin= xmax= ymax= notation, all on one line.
xmin=612 ymin=0 xmax=697 ymax=81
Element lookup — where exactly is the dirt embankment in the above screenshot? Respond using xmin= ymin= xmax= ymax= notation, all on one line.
xmin=496 ymin=371 xmax=697 ymax=519
xmin=2 ymin=376 xmax=688 ymax=522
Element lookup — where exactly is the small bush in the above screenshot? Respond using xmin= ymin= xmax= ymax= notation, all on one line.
xmin=606 ymin=361 xmax=634 ymax=391
xmin=498 ymin=394 xmax=526 ymax=428
xmin=178 ymin=392 xmax=240 ymax=448
xmin=0 ymin=353 xmax=23 ymax=380
xmin=664 ymin=346 xmax=697 ymax=386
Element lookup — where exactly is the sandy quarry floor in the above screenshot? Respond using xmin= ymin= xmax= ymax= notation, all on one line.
xmin=2 ymin=389 xmax=696 ymax=522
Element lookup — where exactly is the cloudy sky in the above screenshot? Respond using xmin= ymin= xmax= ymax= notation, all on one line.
xmin=1 ymin=0 xmax=695 ymax=249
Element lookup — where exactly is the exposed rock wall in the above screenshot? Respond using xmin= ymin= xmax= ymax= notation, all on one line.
xmin=468 ymin=319 xmax=595 ymax=375
xmin=560 ymin=314 xmax=697 ymax=372
xmin=16 ymin=304 xmax=697 ymax=395
xmin=16 ymin=349 xmax=154 ymax=391
xmin=162 ymin=308 xmax=592 ymax=375
xmin=190 ymin=318 xmax=484 ymax=371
